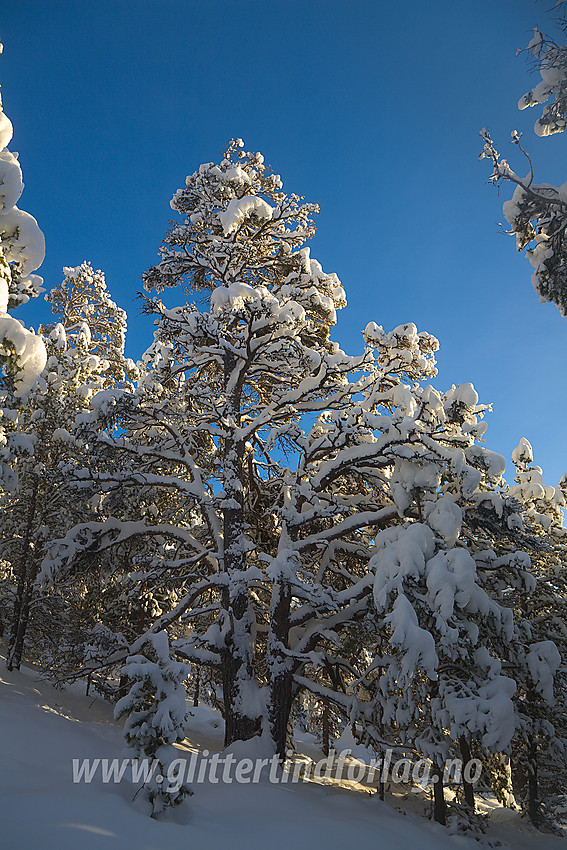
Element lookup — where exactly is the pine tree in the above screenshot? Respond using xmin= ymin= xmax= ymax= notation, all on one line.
xmin=451 ymin=433 xmax=567 ymax=828
xmin=480 ymin=13 xmax=567 ymax=315
xmin=504 ymin=438 xmax=567 ymax=829
xmin=40 ymin=143 xmax=551 ymax=797
xmin=3 ymin=262 xmax=130 ymax=670
xmin=115 ymin=630 xmax=191 ymax=816
xmin=478 ymin=10 xmax=567 ymax=823
xmin=0 ymin=40 xmax=47 ymax=491
xmin=46 ymin=261 xmax=130 ymax=383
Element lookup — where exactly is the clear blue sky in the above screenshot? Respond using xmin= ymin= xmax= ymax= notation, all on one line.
xmin=1 ymin=0 xmax=565 ymax=484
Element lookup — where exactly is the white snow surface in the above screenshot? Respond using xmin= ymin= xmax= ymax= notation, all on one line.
xmin=426 ymin=494 xmax=462 ymax=546
xmin=0 ymin=149 xmax=23 ymax=213
xmin=0 ymin=274 xmax=8 ymax=313
xmin=218 ymin=195 xmax=273 ymax=235
xmin=210 ymin=282 xmax=305 ymax=326
xmin=0 ymin=206 xmax=45 ymax=275
xmin=512 ymin=437 xmax=534 ymax=467
xmin=0 ymin=109 xmax=47 ymax=395
xmin=526 ymin=641 xmax=561 ymax=704
xmin=0 ymin=110 xmax=14 ymax=149
xmin=0 ymin=313 xmax=47 ymax=395
xmin=1 ymin=652 xmax=564 ymax=850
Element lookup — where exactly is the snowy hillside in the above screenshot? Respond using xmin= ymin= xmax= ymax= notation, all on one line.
xmin=1 ymin=654 xmax=564 ymax=850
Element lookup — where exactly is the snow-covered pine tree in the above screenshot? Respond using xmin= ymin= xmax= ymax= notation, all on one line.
xmin=115 ymin=630 xmax=191 ymax=816
xmin=503 ymin=438 xmax=567 ymax=829
xmin=3 ymin=262 xmax=131 ymax=670
xmin=0 ymin=40 xmax=47 ymax=490
xmin=478 ymin=10 xmax=567 ymax=823
xmin=46 ymin=261 xmax=130 ymax=383
xmin=40 ymin=142 xmax=546 ymax=796
xmin=440 ymin=432 xmax=567 ymax=828
xmin=342 ymin=381 xmax=522 ymax=823
xmin=480 ymin=13 xmax=567 ymax=315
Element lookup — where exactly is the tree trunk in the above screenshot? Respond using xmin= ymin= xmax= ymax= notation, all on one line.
xmin=117 ymin=674 xmax=129 ymax=701
xmin=7 ymin=478 xmax=40 ymax=671
xmin=268 ymin=666 xmax=294 ymax=759
xmin=379 ymin=763 xmax=386 ymax=801
xmin=511 ymin=749 xmax=526 ymax=803
xmin=220 ymin=444 xmax=262 ymax=744
xmin=266 ymin=552 xmax=294 ymax=759
xmin=432 ymin=764 xmax=446 ymax=825
xmin=527 ymin=736 xmax=539 ymax=829
xmin=459 ymin=736 xmax=475 ymax=809
xmin=193 ymin=667 xmax=200 ymax=707
xmin=221 ymin=351 xmax=262 ymax=747
xmin=322 ymin=699 xmax=330 ymax=757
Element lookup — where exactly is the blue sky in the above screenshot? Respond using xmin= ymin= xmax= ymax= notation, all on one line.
xmin=1 ymin=0 xmax=566 ymax=484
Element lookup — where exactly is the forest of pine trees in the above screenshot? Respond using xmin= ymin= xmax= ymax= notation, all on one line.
xmin=1 ymin=11 xmax=567 ymax=833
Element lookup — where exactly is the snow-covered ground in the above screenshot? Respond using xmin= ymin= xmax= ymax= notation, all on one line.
xmin=0 ymin=655 xmax=564 ymax=850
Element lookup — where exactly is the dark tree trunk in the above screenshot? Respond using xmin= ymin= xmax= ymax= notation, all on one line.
xmin=117 ymin=674 xmax=129 ymax=701
xmin=459 ymin=736 xmax=475 ymax=809
xmin=222 ymin=644 xmax=262 ymax=745
xmin=220 ymin=516 xmax=262 ymax=745
xmin=267 ymin=569 xmax=294 ymax=759
xmin=432 ymin=764 xmax=446 ymax=825
xmin=511 ymin=752 xmax=527 ymax=807
xmin=513 ymin=689 xmax=541 ymax=828
xmin=527 ymin=737 xmax=540 ymax=829
xmin=268 ymin=667 xmax=293 ymax=759
xmin=7 ymin=478 xmax=40 ymax=671
xmin=322 ymin=699 xmax=330 ymax=757
xmin=193 ymin=667 xmax=200 ymax=707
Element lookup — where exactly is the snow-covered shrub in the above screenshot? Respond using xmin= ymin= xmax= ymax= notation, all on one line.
xmin=115 ymin=631 xmax=191 ymax=816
